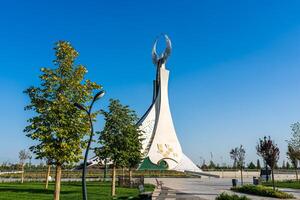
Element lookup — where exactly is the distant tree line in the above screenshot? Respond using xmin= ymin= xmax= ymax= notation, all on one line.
xmin=199 ymin=159 xmax=262 ymax=170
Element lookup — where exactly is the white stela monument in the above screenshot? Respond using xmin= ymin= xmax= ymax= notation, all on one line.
xmin=138 ymin=35 xmax=201 ymax=172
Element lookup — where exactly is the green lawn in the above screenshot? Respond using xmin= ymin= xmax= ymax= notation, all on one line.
xmin=262 ymin=180 xmax=300 ymax=189
xmin=0 ymin=181 xmax=155 ymax=200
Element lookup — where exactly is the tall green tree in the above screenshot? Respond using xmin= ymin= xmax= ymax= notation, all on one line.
xmin=24 ymin=41 xmax=101 ymax=200
xmin=256 ymin=136 xmax=280 ymax=190
xmin=247 ymin=162 xmax=256 ymax=169
xmin=208 ymin=160 xmax=216 ymax=169
xmin=281 ymin=160 xmax=286 ymax=169
xmin=96 ymin=99 xmax=142 ymax=196
xmin=256 ymin=159 xmax=261 ymax=169
xmin=286 ymin=161 xmax=291 ymax=169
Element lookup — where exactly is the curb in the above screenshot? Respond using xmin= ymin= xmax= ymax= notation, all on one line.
xmin=151 ymin=187 xmax=162 ymax=200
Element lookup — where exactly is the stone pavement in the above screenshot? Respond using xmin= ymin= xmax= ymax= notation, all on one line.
xmin=146 ymin=178 xmax=300 ymax=200
xmin=152 ymin=187 xmax=205 ymax=200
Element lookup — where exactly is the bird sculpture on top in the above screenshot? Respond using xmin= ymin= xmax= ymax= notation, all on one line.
xmin=152 ymin=34 xmax=172 ymax=68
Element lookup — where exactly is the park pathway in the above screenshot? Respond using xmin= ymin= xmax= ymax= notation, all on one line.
xmin=152 ymin=187 xmax=205 ymax=200
xmin=146 ymin=178 xmax=300 ymax=200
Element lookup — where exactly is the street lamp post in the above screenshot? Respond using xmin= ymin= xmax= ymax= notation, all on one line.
xmin=74 ymin=90 xmax=105 ymax=200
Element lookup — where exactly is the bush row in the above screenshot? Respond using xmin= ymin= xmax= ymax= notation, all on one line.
xmin=231 ymin=185 xmax=294 ymax=199
xmin=216 ymin=192 xmax=250 ymax=200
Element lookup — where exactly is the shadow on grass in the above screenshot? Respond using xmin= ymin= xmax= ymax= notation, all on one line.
xmin=0 ymin=187 xmax=75 ymax=195
xmin=117 ymin=197 xmax=140 ymax=200
xmin=62 ymin=182 xmax=110 ymax=187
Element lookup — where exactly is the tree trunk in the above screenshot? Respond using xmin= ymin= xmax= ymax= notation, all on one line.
xmin=129 ymin=168 xmax=132 ymax=182
xmin=21 ymin=164 xmax=24 ymax=184
xmin=271 ymin=169 xmax=275 ymax=191
xmin=296 ymin=168 xmax=298 ymax=181
xmin=111 ymin=164 xmax=116 ymax=196
xmin=240 ymin=167 xmax=243 ymax=185
xmin=45 ymin=165 xmax=51 ymax=189
xmin=266 ymin=165 xmax=269 ymax=182
xmin=54 ymin=165 xmax=62 ymax=200
xmin=129 ymin=168 xmax=133 ymax=188
xmin=121 ymin=167 xmax=125 ymax=185
xmin=103 ymin=158 xmax=107 ymax=182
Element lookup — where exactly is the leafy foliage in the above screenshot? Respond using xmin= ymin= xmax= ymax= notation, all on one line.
xmin=256 ymin=159 xmax=261 ymax=169
xmin=231 ymin=185 xmax=294 ymax=199
xmin=230 ymin=145 xmax=245 ymax=169
xmin=256 ymin=136 xmax=280 ymax=170
xmin=247 ymin=162 xmax=256 ymax=169
xmin=286 ymin=161 xmax=291 ymax=169
xmin=216 ymin=192 xmax=250 ymax=200
xmin=208 ymin=160 xmax=216 ymax=169
xmin=230 ymin=148 xmax=238 ymax=168
xmin=288 ymin=122 xmax=300 ymax=149
xmin=230 ymin=145 xmax=246 ymax=184
xmin=96 ymin=99 xmax=143 ymax=168
xmin=287 ymin=145 xmax=300 ymax=169
xmin=256 ymin=136 xmax=280 ymax=190
xmin=19 ymin=150 xmax=30 ymax=166
xmin=95 ymin=99 xmax=143 ymax=196
xmin=24 ymin=41 xmax=101 ymax=166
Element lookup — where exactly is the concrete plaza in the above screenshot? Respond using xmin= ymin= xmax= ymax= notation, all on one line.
xmin=145 ymin=178 xmax=300 ymax=200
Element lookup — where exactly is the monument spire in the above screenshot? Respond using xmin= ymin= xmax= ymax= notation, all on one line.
xmin=83 ymin=35 xmax=202 ymax=173
xmin=138 ymin=35 xmax=201 ymax=172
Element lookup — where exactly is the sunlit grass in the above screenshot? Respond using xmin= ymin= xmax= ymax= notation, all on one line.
xmin=0 ymin=181 xmax=155 ymax=200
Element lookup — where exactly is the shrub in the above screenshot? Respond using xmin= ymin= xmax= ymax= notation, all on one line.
xmin=231 ymin=185 xmax=294 ymax=199
xmin=216 ymin=192 xmax=250 ymax=200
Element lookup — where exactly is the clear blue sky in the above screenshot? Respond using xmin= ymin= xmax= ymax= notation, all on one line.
xmin=1 ymin=0 xmax=300 ymax=166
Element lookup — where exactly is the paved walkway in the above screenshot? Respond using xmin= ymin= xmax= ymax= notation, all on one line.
xmin=146 ymin=178 xmax=300 ymax=200
xmin=152 ymin=187 xmax=205 ymax=200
